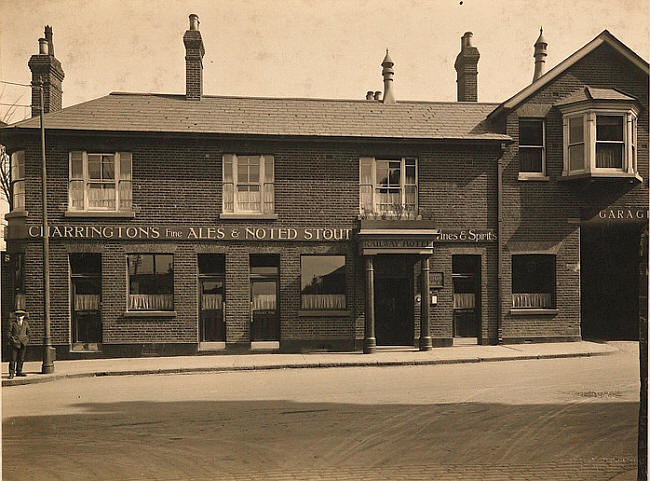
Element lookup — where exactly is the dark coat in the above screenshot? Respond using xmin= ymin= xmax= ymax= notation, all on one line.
xmin=9 ymin=319 xmax=30 ymax=348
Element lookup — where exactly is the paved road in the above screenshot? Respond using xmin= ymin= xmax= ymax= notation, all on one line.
xmin=3 ymin=342 xmax=640 ymax=480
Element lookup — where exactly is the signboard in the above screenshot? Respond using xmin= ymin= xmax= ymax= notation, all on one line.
xmin=582 ymin=206 xmax=649 ymax=224
xmin=25 ymin=225 xmax=353 ymax=242
xmin=434 ymin=229 xmax=497 ymax=242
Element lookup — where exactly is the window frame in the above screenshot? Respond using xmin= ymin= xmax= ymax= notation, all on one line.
xmin=222 ymin=154 xmax=275 ymax=217
xmin=10 ymin=150 xmax=25 ymax=212
xmin=300 ymin=254 xmax=347 ymax=311
xmin=518 ymin=119 xmax=546 ymax=178
xmin=511 ymin=254 xmax=557 ymax=312
xmin=126 ymin=253 xmax=175 ymax=313
xmin=359 ymin=156 xmax=418 ymax=218
xmin=68 ymin=151 xmax=133 ymax=213
xmin=560 ymin=103 xmax=640 ymax=180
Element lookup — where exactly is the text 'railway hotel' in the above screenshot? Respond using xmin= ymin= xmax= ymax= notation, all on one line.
xmin=1 ymin=15 xmax=647 ymax=359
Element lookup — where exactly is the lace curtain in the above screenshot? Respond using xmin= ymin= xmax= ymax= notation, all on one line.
xmin=512 ymin=293 xmax=552 ymax=308
xmin=129 ymin=294 xmax=173 ymax=311
xmin=301 ymin=294 xmax=346 ymax=310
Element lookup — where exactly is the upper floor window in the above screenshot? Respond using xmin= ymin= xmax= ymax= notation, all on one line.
xmin=359 ymin=157 xmax=417 ymax=218
xmin=10 ymin=150 xmax=25 ymax=211
xmin=69 ymin=152 xmax=132 ymax=212
xmin=518 ymin=119 xmax=545 ymax=177
xmin=222 ymin=154 xmax=274 ymax=216
xmin=557 ymin=91 xmax=640 ymax=181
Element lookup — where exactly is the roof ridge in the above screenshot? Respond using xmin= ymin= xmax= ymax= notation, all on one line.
xmin=107 ymin=91 xmax=501 ymax=106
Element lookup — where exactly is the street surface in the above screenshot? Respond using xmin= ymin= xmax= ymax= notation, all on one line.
xmin=2 ymin=342 xmax=640 ymax=480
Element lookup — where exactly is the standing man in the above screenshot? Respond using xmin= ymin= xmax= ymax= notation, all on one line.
xmin=9 ymin=309 xmax=30 ymax=379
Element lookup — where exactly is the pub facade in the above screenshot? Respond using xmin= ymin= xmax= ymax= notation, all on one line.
xmin=1 ymin=18 xmax=647 ymax=359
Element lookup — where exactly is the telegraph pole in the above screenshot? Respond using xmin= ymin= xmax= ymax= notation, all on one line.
xmin=37 ymin=78 xmax=54 ymax=374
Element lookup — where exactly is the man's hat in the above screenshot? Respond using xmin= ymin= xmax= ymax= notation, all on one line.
xmin=14 ymin=309 xmax=27 ymax=317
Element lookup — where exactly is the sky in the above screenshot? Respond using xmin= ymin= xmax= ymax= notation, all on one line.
xmin=0 ymin=0 xmax=648 ymax=124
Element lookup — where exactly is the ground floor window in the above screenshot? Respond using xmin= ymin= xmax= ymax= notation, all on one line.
xmin=300 ymin=255 xmax=346 ymax=310
xmin=511 ymin=254 xmax=555 ymax=309
xmin=127 ymin=254 xmax=174 ymax=311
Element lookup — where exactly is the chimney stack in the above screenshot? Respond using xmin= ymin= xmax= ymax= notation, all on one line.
xmin=532 ymin=27 xmax=547 ymax=82
xmin=28 ymin=26 xmax=64 ymax=117
xmin=183 ymin=13 xmax=205 ymax=100
xmin=454 ymin=32 xmax=480 ymax=102
xmin=381 ymin=50 xmax=395 ymax=104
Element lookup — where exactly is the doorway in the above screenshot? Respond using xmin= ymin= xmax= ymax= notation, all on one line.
xmin=198 ymin=254 xmax=226 ymax=342
xmin=70 ymin=253 xmax=102 ymax=349
xmin=452 ymin=255 xmax=481 ymax=340
xmin=250 ymin=255 xmax=280 ymax=341
xmin=374 ymin=256 xmax=413 ymax=346
xmin=581 ymin=225 xmax=640 ymax=340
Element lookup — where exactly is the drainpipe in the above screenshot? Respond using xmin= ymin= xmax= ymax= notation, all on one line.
xmin=497 ymin=142 xmax=505 ymax=344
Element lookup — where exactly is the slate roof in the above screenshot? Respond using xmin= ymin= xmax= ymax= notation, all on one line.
xmin=2 ymin=93 xmax=510 ymax=141
xmin=554 ymin=86 xmax=638 ymax=106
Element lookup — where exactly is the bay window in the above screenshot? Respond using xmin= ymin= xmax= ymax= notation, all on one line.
xmin=359 ymin=157 xmax=417 ymax=217
xmin=300 ymin=255 xmax=346 ymax=310
xmin=10 ymin=150 xmax=25 ymax=211
xmin=127 ymin=254 xmax=174 ymax=311
xmin=69 ymin=151 xmax=132 ymax=212
xmin=560 ymin=105 xmax=640 ymax=180
xmin=222 ymin=154 xmax=274 ymax=216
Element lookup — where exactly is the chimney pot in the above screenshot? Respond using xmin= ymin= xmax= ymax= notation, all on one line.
xmin=38 ymin=38 xmax=48 ymax=55
xmin=366 ymin=91 xmax=374 ymax=101
xmin=374 ymin=91 xmax=382 ymax=101
xmin=461 ymin=32 xmax=473 ymax=50
xmin=189 ymin=13 xmax=200 ymax=31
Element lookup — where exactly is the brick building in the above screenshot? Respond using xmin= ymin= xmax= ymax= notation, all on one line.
xmin=1 ymin=17 xmax=647 ymax=360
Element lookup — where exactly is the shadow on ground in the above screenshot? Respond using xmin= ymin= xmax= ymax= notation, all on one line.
xmin=2 ymin=398 xmax=639 ymax=481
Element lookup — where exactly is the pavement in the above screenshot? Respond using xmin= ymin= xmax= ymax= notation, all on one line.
xmin=2 ymin=340 xmax=619 ymax=387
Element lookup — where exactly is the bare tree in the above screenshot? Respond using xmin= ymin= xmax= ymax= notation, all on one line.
xmin=0 ymin=91 xmax=24 ymax=211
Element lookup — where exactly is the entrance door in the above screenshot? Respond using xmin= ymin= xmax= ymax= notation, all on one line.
xmin=251 ymin=279 xmax=279 ymax=341
xmin=375 ymin=277 xmax=411 ymax=345
xmin=452 ymin=255 xmax=481 ymax=338
xmin=70 ymin=253 xmax=102 ymax=346
xmin=250 ymin=254 xmax=280 ymax=341
xmin=200 ymin=277 xmax=225 ymax=341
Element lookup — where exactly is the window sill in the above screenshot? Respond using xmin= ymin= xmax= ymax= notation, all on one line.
xmin=5 ymin=209 xmax=28 ymax=219
xmin=518 ymin=173 xmax=550 ymax=181
xmin=559 ymin=172 xmax=643 ymax=183
xmin=66 ymin=210 xmax=137 ymax=218
xmin=298 ymin=310 xmax=351 ymax=317
xmin=123 ymin=311 xmax=176 ymax=318
xmin=219 ymin=213 xmax=278 ymax=220
xmin=510 ymin=308 xmax=558 ymax=315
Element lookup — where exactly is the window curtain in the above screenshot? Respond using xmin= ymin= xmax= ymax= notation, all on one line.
xmin=129 ymin=294 xmax=173 ymax=311
xmin=301 ymin=294 xmax=346 ymax=310
xmin=252 ymin=294 xmax=276 ymax=310
xmin=512 ymin=293 xmax=552 ymax=308
xmin=453 ymin=293 xmax=475 ymax=309
xmin=75 ymin=294 xmax=100 ymax=311
xmin=201 ymin=294 xmax=222 ymax=310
